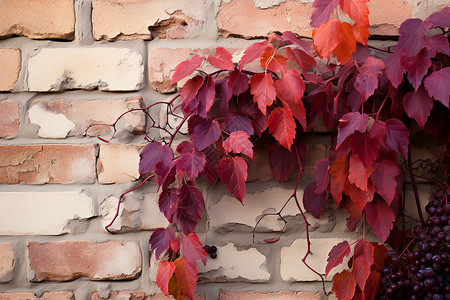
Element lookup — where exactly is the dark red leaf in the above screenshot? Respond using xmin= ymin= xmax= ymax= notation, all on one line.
xmin=197 ymin=76 xmax=216 ymax=118
xmin=353 ymin=237 xmax=374 ymax=291
xmin=157 ymin=163 xmax=176 ymax=191
xmin=403 ymin=85 xmax=433 ymax=129
xmin=156 ymin=261 xmax=176 ymax=297
xmin=223 ymin=131 xmax=253 ymax=158
xmin=282 ymin=31 xmax=314 ymax=55
xmin=268 ymin=107 xmax=297 ymax=150
xmin=268 ymin=142 xmax=297 ymax=182
xmin=181 ymin=75 xmax=204 ymax=115
xmin=158 ymin=188 xmax=179 ymax=222
xmin=332 ymin=270 xmax=356 ymax=300
xmin=371 ymin=159 xmax=401 ymax=205
xmin=429 ymin=34 xmax=450 ymax=55
xmin=363 ymin=271 xmax=381 ymax=300
xmin=252 ymin=108 xmax=269 ymax=137
xmin=285 ymin=47 xmax=317 ymax=74
xmin=354 ymin=57 xmax=384 ymax=100
xmin=207 ymin=47 xmax=235 ymax=71
xmin=326 ymin=241 xmax=351 ymax=278
xmin=384 ymin=51 xmax=405 ymax=88
xmin=177 ymin=141 xmax=194 ymax=154
xmin=238 ymin=41 xmax=270 ymax=70
xmin=337 ymin=112 xmax=369 ymax=148
xmin=365 ymin=201 xmax=395 ymax=243
xmin=314 ymin=159 xmax=330 ymax=194
xmin=330 ymin=152 xmax=350 ymax=207
xmin=199 ymin=145 xmax=220 ymax=184
xmin=173 ymin=182 xmax=204 ymax=235
xmin=218 ymin=156 xmax=248 ymax=202
xmin=175 ymin=148 xmax=206 ymax=181
xmin=401 ymin=48 xmax=432 ymax=91
xmin=139 ymin=142 xmax=173 ymax=175
xmin=174 ymin=257 xmax=197 ymax=300
xmin=349 ymin=132 xmax=379 ymax=168
xmin=150 ymin=227 xmax=177 ymax=260
xmin=171 ymin=54 xmax=205 ymax=86
xmin=227 ymin=70 xmax=249 ymax=96
xmin=424 ymin=67 xmax=450 ymax=108
xmin=385 ymin=118 xmax=409 ymax=159
xmin=370 ymin=242 xmax=387 ymax=271
xmin=260 ymin=47 xmax=288 ymax=73
xmin=348 ymin=154 xmax=373 ymax=192
xmin=182 ymin=233 xmax=207 ymax=266
xmin=216 ymin=79 xmax=233 ymax=116
xmin=222 ymin=111 xmax=254 ymax=136
xmin=303 ymin=182 xmax=328 ymax=219
xmin=310 ymin=0 xmax=339 ymax=27
xmin=250 ymin=73 xmax=276 ymax=115
xmin=396 ymin=18 xmax=428 ymax=57
xmin=369 ymin=120 xmax=387 ymax=148
xmin=236 ymin=90 xmax=255 ymax=115
xmin=189 ymin=117 xmax=222 ymax=151
xmin=344 ymin=182 xmax=375 ymax=210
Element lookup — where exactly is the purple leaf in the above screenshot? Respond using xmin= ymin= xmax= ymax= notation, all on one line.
xmin=337 ymin=112 xmax=369 ymax=148
xmin=158 ymin=188 xmax=179 ymax=222
xmin=139 ymin=142 xmax=173 ymax=175
xmin=189 ymin=116 xmax=222 ymax=151
xmin=310 ymin=0 xmax=339 ymax=27
xmin=222 ymin=111 xmax=254 ymax=136
xmin=403 ymin=86 xmax=433 ymax=129
xmin=268 ymin=142 xmax=297 ymax=182
xmin=173 ymin=182 xmax=204 ymax=235
xmin=314 ymin=159 xmax=330 ymax=194
xmin=227 ymin=70 xmax=249 ymax=95
xmin=424 ymin=67 xmax=450 ymax=108
xmin=149 ymin=227 xmax=176 ymax=260
xmin=354 ymin=57 xmax=384 ymax=100
xmin=385 ymin=118 xmax=409 ymax=159
xmin=197 ymin=76 xmax=216 ymax=118
xmin=175 ymin=148 xmax=207 ymax=181
xmin=303 ymin=182 xmax=328 ymax=219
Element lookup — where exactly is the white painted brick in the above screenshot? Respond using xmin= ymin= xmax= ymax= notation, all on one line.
xmin=281 ymin=238 xmax=354 ymax=282
xmin=0 ymin=192 xmax=95 ymax=235
xmin=27 ymin=48 xmax=144 ymax=91
xmin=198 ymin=243 xmax=270 ymax=282
xmin=97 ymin=144 xmax=141 ymax=184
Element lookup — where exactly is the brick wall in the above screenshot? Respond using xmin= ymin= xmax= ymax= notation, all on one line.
xmin=0 ymin=0 xmax=446 ymax=299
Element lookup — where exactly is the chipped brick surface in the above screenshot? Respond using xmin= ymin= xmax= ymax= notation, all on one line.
xmin=0 ymin=49 xmax=21 ymax=91
xmin=0 ymin=292 xmax=73 ymax=300
xmin=91 ymin=291 xmax=205 ymax=300
xmin=0 ymin=99 xmax=20 ymax=138
xmin=0 ymin=243 xmax=14 ymax=283
xmin=219 ymin=291 xmax=321 ymax=300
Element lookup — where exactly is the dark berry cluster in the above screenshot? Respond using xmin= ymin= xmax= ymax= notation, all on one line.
xmin=204 ymin=245 xmax=217 ymax=259
xmin=377 ymin=192 xmax=450 ymax=300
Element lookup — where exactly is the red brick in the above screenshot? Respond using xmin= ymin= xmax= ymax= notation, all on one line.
xmin=0 ymin=99 xmax=20 ymax=138
xmin=92 ymin=0 xmax=204 ymax=40
xmin=91 ymin=291 xmax=204 ymax=300
xmin=28 ymin=241 xmax=141 ymax=282
xmin=0 ymin=0 xmax=74 ymax=40
xmin=0 ymin=242 xmax=14 ymax=283
xmin=368 ymin=0 xmax=412 ymax=36
xmin=0 ymin=49 xmax=21 ymax=91
xmin=219 ymin=291 xmax=321 ymax=300
xmin=0 ymin=292 xmax=73 ymax=300
xmin=0 ymin=144 xmax=96 ymax=184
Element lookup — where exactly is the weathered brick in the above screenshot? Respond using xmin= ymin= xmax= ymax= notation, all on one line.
xmin=28 ymin=97 xmax=145 ymax=139
xmin=97 ymin=144 xmax=141 ymax=184
xmin=197 ymin=243 xmax=269 ymax=282
xmin=281 ymin=238 xmax=353 ymax=281
xmin=0 ymin=292 xmax=73 ymax=300
xmin=0 ymin=49 xmax=21 ymax=91
xmin=92 ymin=0 xmax=204 ymax=40
xmin=219 ymin=291 xmax=321 ymax=300
xmin=0 ymin=0 xmax=74 ymax=40
xmin=0 ymin=192 xmax=95 ymax=235
xmin=27 ymin=48 xmax=144 ymax=92
xmin=0 ymin=243 xmax=14 ymax=283
xmin=367 ymin=0 xmax=413 ymax=36
xmin=91 ymin=291 xmax=204 ymax=300
xmin=0 ymin=99 xmax=20 ymax=138
xmin=101 ymin=192 xmax=168 ymax=233
xmin=28 ymin=241 xmax=142 ymax=282
xmin=0 ymin=144 xmax=96 ymax=184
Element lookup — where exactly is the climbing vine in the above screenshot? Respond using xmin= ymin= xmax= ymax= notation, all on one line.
xmin=102 ymin=3 xmax=449 ymax=300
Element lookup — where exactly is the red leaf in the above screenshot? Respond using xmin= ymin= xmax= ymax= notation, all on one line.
xmin=429 ymin=34 xmax=450 ymax=55
xmin=397 ymin=18 xmax=428 ymax=57
xmin=401 ymin=48 xmax=432 ymax=91
xmin=371 ymin=159 xmax=401 ymax=205
xmin=314 ymin=159 xmax=330 ymax=194
xmin=403 ymin=86 xmax=433 ymax=129
xmin=188 ymin=117 xmax=222 ymax=151
xmin=310 ymin=0 xmax=339 ymax=27
xmin=182 ymin=233 xmax=207 ymax=266
xmin=171 ymin=55 xmax=205 ymax=86
xmin=337 ymin=112 xmax=369 ymax=148
xmin=199 ymin=145 xmax=220 ymax=185
xmin=326 ymin=241 xmax=351 ymax=278
xmin=150 ymin=227 xmax=177 ymax=260
xmin=268 ymin=142 xmax=297 ymax=182
xmin=260 ymin=47 xmax=288 ymax=73
xmin=238 ymin=41 xmax=270 ymax=70
xmin=353 ymin=237 xmax=374 ymax=291
xmin=332 ymin=270 xmax=356 ymax=300
xmin=207 ymin=47 xmax=235 ymax=71
xmin=348 ymin=154 xmax=373 ymax=192
xmin=175 ymin=148 xmax=207 ymax=181
xmin=384 ymin=51 xmax=406 ymax=88
xmin=363 ymin=271 xmax=381 ymax=300
xmin=285 ymin=47 xmax=317 ymax=74
xmin=369 ymin=120 xmax=387 ymax=148
xmin=157 ymin=261 xmax=176 ymax=297
xmin=313 ymin=19 xmax=343 ymax=60
xmin=370 ymin=242 xmax=387 ymax=271
xmin=352 ymin=24 xmax=369 ymax=44
xmin=158 ymin=188 xmax=179 ymax=222
xmin=340 ymin=0 xmax=369 ymax=27
xmin=424 ymin=67 xmax=450 ymax=108
xmin=174 ymin=257 xmax=197 ymax=300
xmin=252 ymin=108 xmax=269 ymax=137
xmin=349 ymin=132 xmax=379 ymax=168
xmin=282 ymin=31 xmax=315 ymax=54
xmin=197 ymin=76 xmax=216 ymax=118
xmin=222 ymin=111 xmax=254 ymax=136
xmin=250 ymin=73 xmax=276 ymax=115
xmin=303 ymin=182 xmax=328 ymax=219
xmin=139 ymin=142 xmax=173 ymax=175
xmin=330 ymin=152 xmax=350 ymax=207
xmin=227 ymin=70 xmax=249 ymax=96
xmin=268 ymin=107 xmax=297 ymax=150
xmin=365 ymin=201 xmax=395 ymax=243
xmin=216 ymin=79 xmax=233 ymax=116
xmin=354 ymin=57 xmax=384 ymax=100
xmin=344 ymin=182 xmax=374 ymax=210
xmin=181 ymin=75 xmax=204 ymax=115
xmin=385 ymin=118 xmax=409 ymax=159
xmin=274 ymin=69 xmax=307 ymax=130
xmin=173 ymin=182 xmax=204 ymax=235
xmin=218 ymin=156 xmax=248 ymax=202
xmin=223 ymin=131 xmax=254 ymax=158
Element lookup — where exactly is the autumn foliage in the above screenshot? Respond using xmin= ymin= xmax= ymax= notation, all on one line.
xmin=103 ymin=2 xmax=450 ymax=300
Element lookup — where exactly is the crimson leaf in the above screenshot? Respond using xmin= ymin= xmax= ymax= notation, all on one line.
xmin=369 ymin=120 xmax=387 ymax=148
xmin=310 ymin=0 xmax=339 ymax=27
xmin=348 ymin=154 xmax=373 ymax=192
xmin=173 ymin=182 xmax=204 ymax=235
xmin=371 ymin=159 xmax=401 ymax=205
xmin=401 ymin=48 xmax=432 ymax=91
xmin=268 ymin=142 xmax=297 ymax=182
xmin=337 ymin=112 xmax=368 ymax=148
xmin=181 ymin=75 xmax=204 ymax=115
xmin=175 ymin=148 xmax=207 ymax=181
xmin=354 ymin=57 xmax=384 ymax=100
xmin=222 ymin=111 xmax=254 ymax=136
xmin=207 ymin=47 xmax=235 ymax=71
xmin=189 ymin=117 xmax=221 ymax=151
xmin=227 ymin=70 xmax=249 ymax=95
xmin=326 ymin=241 xmax=351 ymax=277
xmin=218 ymin=156 xmax=248 ymax=202
xmin=353 ymin=237 xmax=374 ymax=291
xmin=150 ymin=227 xmax=176 ymax=260
xmin=303 ymin=182 xmax=328 ymax=219
xmin=365 ymin=201 xmax=395 ymax=243
xmin=284 ymin=47 xmax=317 ymax=74
xmin=349 ymin=132 xmax=379 ymax=168
xmin=314 ymin=159 xmax=330 ymax=194
xmin=330 ymin=152 xmax=350 ymax=207
xmin=268 ymin=107 xmax=296 ymax=150
xmin=385 ymin=118 xmax=409 ymax=159
xmin=223 ymin=131 xmax=254 ymax=158
xmin=182 ymin=233 xmax=207 ymax=266
xmin=171 ymin=54 xmax=205 ymax=86
xmin=424 ymin=67 xmax=450 ymax=108
xmin=156 ymin=261 xmax=176 ymax=297
xmin=158 ymin=188 xmax=179 ymax=222
xmin=197 ymin=76 xmax=216 ymax=118
xmin=250 ymin=73 xmax=276 ymax=115
xmin=199 ymin=145 xmax=220 ymax=185
xmin=174 ymin=257 xmax=197 ymax=300
xmin=332 ymin=270 xmax=356 ymax=300
xmin=139 ymin=142 xmax=173 ymax=175
xmin=396 ymin=18 xmax=428 ymax=57
xmin=403 ymin=86 xmax=433 ymax=129
xmin=238 ymin=41 xmax=270 ymax=70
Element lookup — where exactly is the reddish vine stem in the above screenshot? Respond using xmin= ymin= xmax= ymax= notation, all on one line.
xmin=407 ymin=146 xmax=425 ymax=225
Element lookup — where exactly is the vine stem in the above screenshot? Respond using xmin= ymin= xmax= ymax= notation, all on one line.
xmin=407 ymin=145 xmax=425 ymax=225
